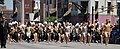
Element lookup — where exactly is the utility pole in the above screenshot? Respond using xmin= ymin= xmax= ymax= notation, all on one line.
xmin=43 ymin=3 xmax=46 ymax=22
xmin=48 ymin=0 xmax=50 ymax=17
xmin=21 ymin=0 xmax=24 ymax=24
xmin=56 ymin=0 xmax=58 ymax=20
xmin=92 ymin=6 xmax=94 ymax=24
xmin=36 ymin=2 xmax=40 ymax=21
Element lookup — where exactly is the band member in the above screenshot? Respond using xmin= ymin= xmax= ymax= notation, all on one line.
xmin=34 ymin=24 xmax=39 ymax=43
xmin=49 ymin=23 xmax=54 ymax=42
xmin=26 ymin=22 xmax=31 ymax=43
xmin=59 ymin=25 xmax=65 ymax=43
xmin=57 ymin=23 xmax=61 ymax=43
xmin=30 ymin=23 xmax=35 ymax=41
xmin=17 ymin=24 xmax=24 ymax=43
xmin=46 ymin=23 xmax=51 ymax=43
xmin=100 ymin=23 xmax=105 ymax=44
xmin=8 ymin=24 xmax=15 ymax=44
xmin=103 ymin=19 xmax=114 ymax=47
xmin=38 ymin=24 xmax=43 ymax=42
xmin=64 ymin=23 xmax=70 ymax=44
xmin=73 ymin=23 xmax=80 ymax=42
xmin=92 ymin=20 xmax=101 ymax=43
xmin=79 ymin=24 xmax=83 ymax=44
xmin=82 ymin=22 xmax=88 ymax=44
xmin=87 ymin=22 xmax=92 ymax=45
xmin=54 ymin=25 xmax=59 ymax=42
xmin=0 ymin=16 xmax=10 ymax=48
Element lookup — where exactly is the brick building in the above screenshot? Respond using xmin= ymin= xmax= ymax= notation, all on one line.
xmin=13 ymin=0 xmax=35 ymax=22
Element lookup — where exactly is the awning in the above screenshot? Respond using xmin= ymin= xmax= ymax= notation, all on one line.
xmin=63 ymin=8 xmax=72 ymax=16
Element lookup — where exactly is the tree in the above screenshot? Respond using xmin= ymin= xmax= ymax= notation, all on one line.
xmin=46 ymin=16 xmax=56 ymax=22
xmin=0 ymin=0 xmax=4 ymax=4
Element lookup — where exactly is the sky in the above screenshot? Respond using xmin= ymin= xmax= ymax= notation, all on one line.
xmin=34 ymin=0 xmax=40 ymax=9
xmin=0 ymin=0 xmax=13 ymax=10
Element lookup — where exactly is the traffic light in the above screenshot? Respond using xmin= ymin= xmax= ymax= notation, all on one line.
xmin=101 ymin=6 xmax=104 ymax=11
xmin=111 ymin=5 xmax=114 ymax=12
xmin=0 ymin=0 xmax=4 ymax=4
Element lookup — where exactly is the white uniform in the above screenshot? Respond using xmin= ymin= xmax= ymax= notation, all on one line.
xmin=26 ymin=27 xmax=31 ymax=38
xmin=83 ymin=26 xmax=87 ymax=37
xmin=66 ymin=26 xmax=71 ymax=37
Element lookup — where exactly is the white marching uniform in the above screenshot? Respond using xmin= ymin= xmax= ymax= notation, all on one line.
xmin=82 ymin=26 xmax=87 ymax=37
xmin=26 ymin=27 xmax=31 ymax=38
xmin=65 ymin=26 xmax=71 ymax=37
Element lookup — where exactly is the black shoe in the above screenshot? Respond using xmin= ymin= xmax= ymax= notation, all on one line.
xmin=4 ymin=46 xmax=6 ymax=48
xmin=1 ymin=46 xmax=3 ymax=48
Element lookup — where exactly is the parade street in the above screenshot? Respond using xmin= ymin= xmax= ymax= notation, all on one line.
xmin=1 ymin=42 xmax=120 ymax=49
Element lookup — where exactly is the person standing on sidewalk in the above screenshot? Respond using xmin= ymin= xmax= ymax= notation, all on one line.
xmin=0 ymin=16 xmax=10 ymax=48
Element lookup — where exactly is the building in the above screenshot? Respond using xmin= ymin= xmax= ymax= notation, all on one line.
xmin=87 ymin=0 xmax=119 ymax=25
xmin=0 ymin=0 xmax=13 ymax=22
xmin=24 ymin=0 xmax=34 ymax=21
xmin=40 ymin=0 xmax=69 ymax=22
xmin=39 ymin=0 xmax=119 ymax=24
xmin=66 ymin=0 xmax=119 ymax=24
xmin=13 ymin=0 xmax=35 ymax=23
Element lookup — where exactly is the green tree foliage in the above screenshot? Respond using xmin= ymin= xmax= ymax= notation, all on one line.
xmin=46 ymin=16 xmax=56 ymax=22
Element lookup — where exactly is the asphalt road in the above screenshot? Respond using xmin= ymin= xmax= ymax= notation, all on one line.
xmin=1 ymin=41 xmax=120 ymax=49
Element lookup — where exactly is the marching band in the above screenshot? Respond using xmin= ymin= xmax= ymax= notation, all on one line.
xmin=6 ymin=19 xmax=115 ymax=47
